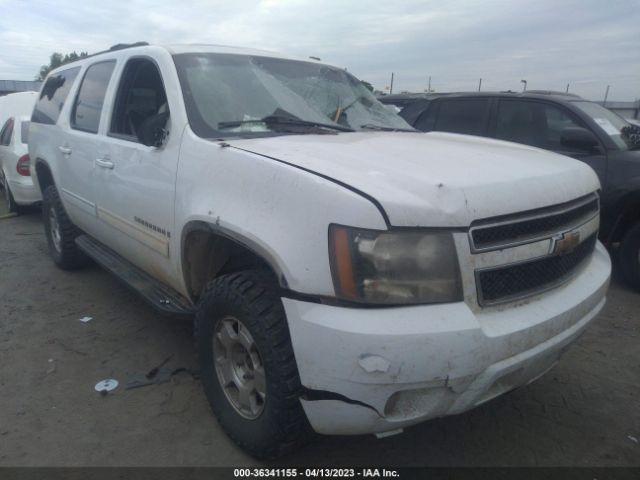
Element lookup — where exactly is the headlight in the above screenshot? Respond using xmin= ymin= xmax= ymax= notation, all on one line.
xmin=329 ymin=225 xmax=462 ymax=305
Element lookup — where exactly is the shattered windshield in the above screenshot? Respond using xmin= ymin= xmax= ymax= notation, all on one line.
xmin=173 ymin=53 xmax=413 ymax=138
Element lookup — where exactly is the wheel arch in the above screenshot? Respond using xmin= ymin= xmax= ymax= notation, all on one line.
xmin=180 ymin=220 xmax=289 ymax=302
xmin=33 ymin=157 xmax=56 ymax=194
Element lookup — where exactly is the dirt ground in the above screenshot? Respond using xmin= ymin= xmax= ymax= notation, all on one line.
xmin=0 ymin=198 xmax=638 ymax=467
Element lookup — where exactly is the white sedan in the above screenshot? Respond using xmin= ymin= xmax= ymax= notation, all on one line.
xmin=0 ymin=115 xmax=41 ymax=213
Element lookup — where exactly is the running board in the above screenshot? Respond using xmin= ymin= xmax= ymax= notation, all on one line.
xmin=75 ymin=235 xmax=195 ymax=317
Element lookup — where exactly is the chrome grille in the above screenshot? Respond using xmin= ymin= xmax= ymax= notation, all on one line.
xmin=470 ymin=194 xmax=599 ymax=252
xmin=476 ymin=233 xmax=597 ymax=305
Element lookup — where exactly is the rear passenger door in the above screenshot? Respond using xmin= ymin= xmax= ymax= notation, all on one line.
xmin=420 ymin=97 xmax=491 ymax=136
xmin=491 ymin=99 xmax=607 ymax=184
xmin=61 ymin=60 xmax=117 ymax=233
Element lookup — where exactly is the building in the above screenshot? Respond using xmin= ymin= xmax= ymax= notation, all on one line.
xmin=597 ymin=100 xmax=640 ymax=120
xmin=0 ymin=80 xmax=42 ymax=97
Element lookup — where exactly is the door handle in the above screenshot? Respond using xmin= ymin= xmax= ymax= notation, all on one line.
xmin=58 ymin=146 xmax=72 ymax=155
xmin=95 ymin=158 xmax=115 ymax=170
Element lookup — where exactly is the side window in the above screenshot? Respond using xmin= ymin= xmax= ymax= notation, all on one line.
xmin=414 ymin=104 xmax=437 ymax=131
xmin=71 ymin=61 xmax=116 ymax=133
xmin=0 ymin=118 xmax=14 ymax=146
xmin=434 ymin=99 xmax=489 ymax=136
xmin=32 ymin=67 xmax=81 ymax=125
xmin=110 ymin=58 xmax=169 ymax=142
xmin=495 ymin=100 xmax=583 ymax=150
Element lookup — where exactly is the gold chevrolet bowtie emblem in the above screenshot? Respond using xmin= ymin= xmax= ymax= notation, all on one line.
xmin=553 ymin=231 xmax=581 ymax=255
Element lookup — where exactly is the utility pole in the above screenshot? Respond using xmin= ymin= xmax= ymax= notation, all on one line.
xmin=603 ymin=85 xmax=610 ymax=106
xmin=521 ymin=79 xmax=527 ymax=92
xmin=428 ymin=76 xmax=431 ymax=92
xmin=478 ymin=78 xmax=482 ymax=92
xmin=390 ymin=72 xmax=394 ymax=95
xmin=566 ymin=83 xmax=570 ymax=93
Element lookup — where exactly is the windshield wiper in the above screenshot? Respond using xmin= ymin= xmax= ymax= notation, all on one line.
xmin=218 ymin=114 xmax=354 ymax=132
xmin=360 ymin=123 xmax=416 ymax=132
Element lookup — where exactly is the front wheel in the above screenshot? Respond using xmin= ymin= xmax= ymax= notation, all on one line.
xmin=194 ymin=270 xmax=310 ymax=458
xmin=619 ymin=221 xmax=640 ymax=291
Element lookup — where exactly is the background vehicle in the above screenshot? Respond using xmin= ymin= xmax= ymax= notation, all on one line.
xmin=29 ymin=44 xmax=610 ymax=458
xmin=0 ymin=91 xmax=40 ymax=213
xmin=382 ymin=91 xmax=640 ymax=291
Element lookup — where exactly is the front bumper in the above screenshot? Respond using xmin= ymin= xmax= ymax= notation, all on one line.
xmin=283 ymin=242 xmax=611 ymax=435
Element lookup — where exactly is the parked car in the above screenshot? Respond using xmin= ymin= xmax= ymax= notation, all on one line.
xmin=0 ymin=91 xmax=40 ymax=213
xmin=383 ymin=91 xmax=640 ymax=290
xmin=29 ymin=44 xmax=610 ymax=458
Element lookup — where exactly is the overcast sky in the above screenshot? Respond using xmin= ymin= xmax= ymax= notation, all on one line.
xmin=0 ymin=0 xmax=638 ymax=100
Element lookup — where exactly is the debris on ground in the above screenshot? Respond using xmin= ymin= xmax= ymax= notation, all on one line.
xmin=79 ymin=316 xmax=93 ymax=323
xmin=628 ymin=435 xmax=639 ymax=444
xmin=46 ymin=358 xmax=56 ymax=375
xmin=95 ymin=379 xmax=119 ymax=395
xmin=125 ymin=355 xmax=198 ymax=390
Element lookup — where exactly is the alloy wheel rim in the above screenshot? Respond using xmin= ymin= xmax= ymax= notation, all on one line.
xmin=213 ymin=316 xmax=266 ymax=419
xmin=49 ymin=206 xmax=62 ymax=252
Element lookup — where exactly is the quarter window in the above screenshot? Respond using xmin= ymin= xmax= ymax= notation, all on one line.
xmin=72 ymin=61 xmax=116 ymax=133
xmin=435 ymin=99 xmax=489 ymax=136
xmin=0 ymin=118 xmax=14 ymax=146
xmin=32 ymin=67 xmax=81 ymax=125
xmin=495 ymin=100 xmax=583 ymax=150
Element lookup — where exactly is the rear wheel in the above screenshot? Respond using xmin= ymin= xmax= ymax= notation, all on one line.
xmin=42 ymin=185 xmax=88 ymax=270
xmin=194 ymin=270 xmax=310 ymax=458
xmin=619 ymin=221 xmax=640 ymax=291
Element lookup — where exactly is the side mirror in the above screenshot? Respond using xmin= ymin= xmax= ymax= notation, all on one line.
xmin=137 ymin=111 xmax=169 ymax=148
xmin=560 ymin=126 xmax=599 ymax=151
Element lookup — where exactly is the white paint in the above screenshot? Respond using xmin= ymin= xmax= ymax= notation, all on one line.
xmin=358 ymin=354 xmax=391 ymax=373
xmin=27 ymin=44 xmax=612 ymax=437
xmin=289 ymin=244 xmax=610 ymax=434
xmin=0 ymin=92 xmax=40 ymax=206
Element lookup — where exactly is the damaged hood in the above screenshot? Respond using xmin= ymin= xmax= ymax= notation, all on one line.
xmin=228 ymin=131 xmax=600 ymax=227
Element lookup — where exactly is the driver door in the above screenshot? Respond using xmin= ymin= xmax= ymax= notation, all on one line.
xmin=492 ymin=99 xmax=608 ymax=185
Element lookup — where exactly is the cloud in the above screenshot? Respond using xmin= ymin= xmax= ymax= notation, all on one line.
xmin=0 ymin=0 xmax=637 ymax=100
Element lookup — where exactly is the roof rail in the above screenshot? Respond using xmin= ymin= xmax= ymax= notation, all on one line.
xmin=108 ymin=41 xmax=149 ymax=52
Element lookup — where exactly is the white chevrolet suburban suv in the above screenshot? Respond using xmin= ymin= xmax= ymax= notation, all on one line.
xmin=29 ymin=43 xmax=611 ymax=458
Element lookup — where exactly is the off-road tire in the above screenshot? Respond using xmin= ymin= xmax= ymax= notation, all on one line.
xmin=42 ymin=185 xmax=88 ymax=270
xmin=195 ymin=270 xmax=310 ymax=458
xmin=619 ymin=221 xmax=640 ymax=291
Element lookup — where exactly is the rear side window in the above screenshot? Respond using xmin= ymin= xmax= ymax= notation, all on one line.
xmin=0 ymin=118 xmax=14 ymax=146
xmin=434 ymin=99 xmax=489 ymax=136
xmin=32 ymin=67 xmax=81 ymax=125
xmin=20 ymin=121 xmax=30 ymax=144
xmin=71 ymin=61 xmax=116 ymax=133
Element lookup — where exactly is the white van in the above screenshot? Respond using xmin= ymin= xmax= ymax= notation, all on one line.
xmin=29 ymin=43 xmax=611 ymax=458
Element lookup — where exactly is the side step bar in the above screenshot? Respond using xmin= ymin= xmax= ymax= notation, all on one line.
xmin=75 ymin=235 xmax=195 ymax=317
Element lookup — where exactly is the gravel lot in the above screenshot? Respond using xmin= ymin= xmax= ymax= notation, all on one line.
xmin=0 ymin=198 xmax=638 ymax=467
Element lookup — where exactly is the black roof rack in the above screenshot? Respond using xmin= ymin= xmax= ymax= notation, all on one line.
xmin=52 ymin=42 xmax=150 ymax=70
xmin=108 ymin=41 xmax=149 ymax=52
